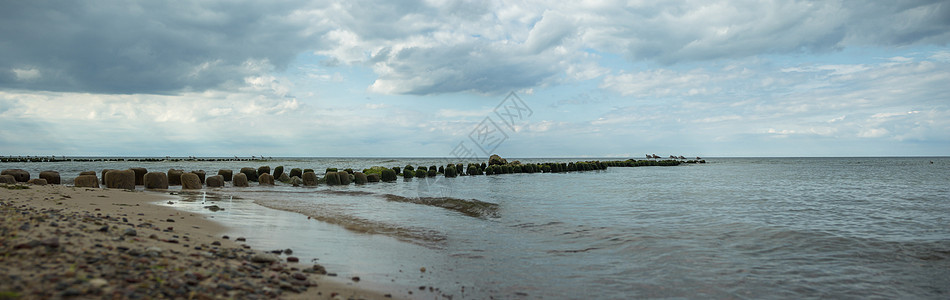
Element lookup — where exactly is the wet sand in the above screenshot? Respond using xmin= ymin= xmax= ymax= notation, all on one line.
xmin=0 ymin=183 xmax=396 ymax=299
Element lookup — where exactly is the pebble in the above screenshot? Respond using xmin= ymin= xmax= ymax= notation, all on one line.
xmin=41 ymin=237 xmax=60 ymax=248
xmin=89 ymin=278 xmax=108 ymax=288
xmin=123 ymin=228 xmax=137 ymax=236
xmin=284 ymin=248 xmax=293 ymax=255
xmin=250 ymin=253 xmax=279 ymax=264
xmin=286 ymin=256 xmax=299 ymax=263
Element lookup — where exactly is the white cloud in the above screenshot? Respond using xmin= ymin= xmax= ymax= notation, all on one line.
xmin=12 ymin=68 xmax=41 ymax=80
xmin=858 ymin=128 xmax=889 ymax=138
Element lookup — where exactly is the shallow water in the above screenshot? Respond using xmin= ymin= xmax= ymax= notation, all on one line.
xmin=4 ymin=157 xmax=949 ymax=299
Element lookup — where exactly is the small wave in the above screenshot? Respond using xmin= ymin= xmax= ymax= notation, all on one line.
xmin=381 ymin=194 xmax=500 ymax=218
xmin=252 ymin=198 xmax=447 ymax=249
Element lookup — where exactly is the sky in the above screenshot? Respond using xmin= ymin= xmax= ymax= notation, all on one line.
xmin=1 ymin=0 xmax=948 ymax=158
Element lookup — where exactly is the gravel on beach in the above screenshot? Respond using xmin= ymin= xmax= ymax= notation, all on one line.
xmin=0 ymin=184 xmax=390 ymax=300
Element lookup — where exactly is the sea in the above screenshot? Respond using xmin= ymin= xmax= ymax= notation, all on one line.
xmin=3 ymin=157 xmax=949 ymax=299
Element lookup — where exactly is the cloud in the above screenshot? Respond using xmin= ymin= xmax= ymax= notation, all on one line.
xmin=3 ymin=1 xmax=949 ymax=96
xmin=0 ymin=1 xmax=327 ymax=94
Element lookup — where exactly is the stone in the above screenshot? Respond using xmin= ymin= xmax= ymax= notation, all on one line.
xmin=366 ymin=174 xmax=380 ymax=182
xmin=232 ymin=173 xmax=249 ymax=187
xmin=2 ymin=169 xmax=30 ymax=182
xmin=144 ymin=172 xmax=169 ymax=189
xmin=287 ymin=256 xmax=299 ymax=262
xmin=181 ymin=173 xmax=202 ymax=189
xmin=290 ymin=168 xmax=303 ymax=178
xmin=27 ymin=178 xmax=48 ymax=185
xmin=240 ymin=167 xmax=259 ymax=182
xmin=277 ymin=172 xmax=290 ymax=183
xmin=39 ymin=170 xmax=61 ymax=184
xmin=324 ymin=172 xmax=340 ymax=185
xmin=205 ymin=175 xmax=225 ymax=188
xmin=250 ymin=253 xmax=279 ymax=264
xmin=167 ymin=169 xmax=184 ymax=186
xmin=258 ymin=173 xmax=275 ymax=185
xmin=79 ymin=171 xmax=96 ymax=176
xmin=123 ymin=228 xmax=137 ymax=236
xmin=217 ymin=169 xmax=233 ymax=181
xmin=105 ymin=170 xmax=135 ymax=190
xmin=353 ymin=172 xmax=367 ymax=184
xmin=129 ymin=167 xmax=147 ymax=185
xmin=489 ymin=154 xmax=507 ymax=165
xmin=274 ymin=166 xmax=284 ymax=178
xmin=339 ymin=172 xmax=351 ymax=185
xmin=191 ymin=170 xmax=206 ymax=183
xmin=311 ymin=264 xmax=327 ymax=275
xmin=444 ymin=165 xmax=457 ymax=178
xmin=74 ymin=175 xmax=100 ymax=188
xmin=302 ymin=172 xmax=318 ymax=186
xmin=289 ymin=176 xmax=303 ymax=186
xmin=257 ymin=166 xmax=271 ymax=176
xmin=0 ymin=174 xmax=15 ymax=184
xmin=100 ymin=169 xmax=116 ymax=184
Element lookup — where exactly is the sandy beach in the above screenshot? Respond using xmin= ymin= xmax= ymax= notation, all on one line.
xmin=0 ymin=183 xmax=395 ymax=299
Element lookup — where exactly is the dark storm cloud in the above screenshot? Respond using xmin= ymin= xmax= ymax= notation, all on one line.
xmin=0 ymin=1 xmax=325 ymax=94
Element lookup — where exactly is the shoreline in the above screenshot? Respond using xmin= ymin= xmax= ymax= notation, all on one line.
xmin=0 ymin=184 xmax=397 ymax=299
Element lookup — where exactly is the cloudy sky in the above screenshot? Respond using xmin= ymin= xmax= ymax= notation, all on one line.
xmin=1 ymin=0 xmax=948 ymax=158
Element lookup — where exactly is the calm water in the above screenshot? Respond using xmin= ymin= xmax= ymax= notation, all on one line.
xmin=4 ymin=157 xmax=949 ymax=299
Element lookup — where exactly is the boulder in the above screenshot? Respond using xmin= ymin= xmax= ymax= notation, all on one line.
xmin=489 ymin=154 xmax=507 ymax=166
xmin=27 ymin=178 xmax=48 ymax=185
xmin=415 ymin=169 xmax=427 ymax=178
xmin=205 ymin=175 xmax=225 ymax=188
xmin=303 ymin=168 xmax=315 ymax=174
xmin=339 ymin=172 xmax=352 ymax=185
xmin=39 ymin=171 xmax=61 ymax=184
xmin=302 ymin=172 xmax=318 ymax=186
xmin=167 ymin=169 xmax=183 ymax=186
xmin=380 ymin=169 xmax=397 ymax=182
xmin=2 ymin=169 xmax=30 ymax=182
xmin=427 ymin=168 xmax=437 ymax=177
xmin=257 ymin=166 xmax=271 ymax=176
xmin=217 ymin=169 xmax=233 ymax=181
xmin=191 ymin=170 xmax=206 ymax=183
xmin=101 ymin=169 xmax=116 ymax=184
xmin=366 ymin=174 xmax=380 ymax=182
xmin=290 ymin=168 xmax=303 ymax=178
xmin=444 ymin=165 xmax=457 ymax=178
xmin=240 ymin=167 xmax=259 ymax=182
xmin=277 ymin=172 xmax=290 ymax=183
xmin=259 ymin=173 xmax=275 ymax=185
xmin=392 ymin=166 xmax=402 ymax=175
xmin=144 ymin=172 xmax=169 ymax=189
xmin=105 ymin=169 xmax=135 ymax=190
xmin=324 ymin=172 xmax=341 ymax=185
xmin=289 ymin=176 xmax=303 ymax=187
xmin=273 ymin=166 xmax=284 ymax=178
xmin=181 ymin=173 xmax=202 ymax=189
xmin=74 ymin=175 xmax=100 ymax=188
xmin=130 ymin=167 xmax=147 ymax=185
xmin=0 ymin=174 xmax=16 ymax=184
xmin=232 ymin=173 xmax=249 ymax=187
xmin=353 ymin=172 xmax=368 ymax=185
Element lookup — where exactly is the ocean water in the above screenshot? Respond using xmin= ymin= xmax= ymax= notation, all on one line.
xmin=4 ymin=157 xmax=949 ymax=299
